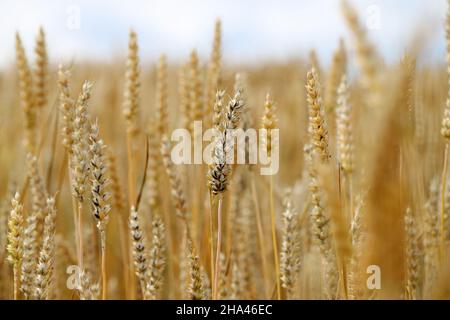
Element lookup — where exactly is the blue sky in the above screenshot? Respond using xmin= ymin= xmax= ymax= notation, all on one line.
xmin=0 ymin=0 xmax=446 ymax=68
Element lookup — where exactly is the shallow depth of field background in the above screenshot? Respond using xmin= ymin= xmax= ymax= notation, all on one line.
xmin=1 ymin=0 xmax=450 ymax=301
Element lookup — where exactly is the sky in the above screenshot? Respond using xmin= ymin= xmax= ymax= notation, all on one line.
xmin=0 ymin=0 xmax=446 ymax=68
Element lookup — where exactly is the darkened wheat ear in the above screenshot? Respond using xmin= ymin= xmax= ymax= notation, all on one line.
xmin=129 ymin=206 xmax=148 ymax=296
xmin=89 ymin=120 xmax=111 ymax=232
xmin=207 ymin=89 xmax=245 ymax=195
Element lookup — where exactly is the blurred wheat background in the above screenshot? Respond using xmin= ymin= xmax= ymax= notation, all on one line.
xmin=0 ymin=0 xmax=450 ymax=300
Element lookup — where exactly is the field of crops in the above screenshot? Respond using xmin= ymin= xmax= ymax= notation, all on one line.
xmin=0 ymin=0 xmax=449 ymax=300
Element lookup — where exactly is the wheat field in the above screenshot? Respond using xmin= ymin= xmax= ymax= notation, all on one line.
xmin=0 ymin=0 xmax=449 ymax=300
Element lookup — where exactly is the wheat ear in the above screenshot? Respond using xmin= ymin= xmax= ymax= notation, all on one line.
xmin=71 ymin=80 xmax=93 ymax=269
xmin=34 ymin=26 xmax=48 ymax=110
xmin=89 ymin=121 xmax=111 ymax=299
xmin=7 ymin=192 xmax=24 ymax=300
xmin=34 ymin=197 xmax=57 ymax=300
xmin=15 ymin=33 xmax=36 ymax=153
xmin=187 ymin=239 xmax=206 ymax=300
xmin=146 ymin=214 xmax=166 ymax=299
xmin=156 ymin=54 xmax=169 ymax=135
xmin=280 ymin=191 xmax=301 ymax=299
xmin=205 ymin=19 xmax=222 ymax=128
xmin=404 ymin=207 xmax=421 ymax=299
xmin=129 ymin=206 xmax=148 ymax=298
xmin=440 ymin=0 xmax=450 ymax=262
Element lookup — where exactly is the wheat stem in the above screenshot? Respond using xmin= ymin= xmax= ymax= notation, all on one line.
xmin=213 ymin=197 xmax=223 ymax=300
xmin=208 ymin=194 xmax=215 ymax=295
xmin=13 ymin=267 xmax=19 ymax=300
xmin=251 ymin=177 xmax=270 ymax=298
xmin=101 ymin=231 xmax=107 ymax=300
xmin=269 ymin=174 xmax=281 ymax=300
xmin=77 ymin=201 xmax=84 ymax=269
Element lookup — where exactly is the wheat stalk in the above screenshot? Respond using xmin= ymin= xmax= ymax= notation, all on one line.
xmin=261 ymin=93 xmax=281 ymax=300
